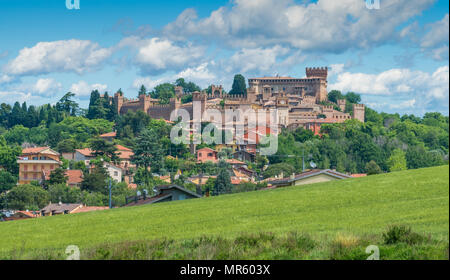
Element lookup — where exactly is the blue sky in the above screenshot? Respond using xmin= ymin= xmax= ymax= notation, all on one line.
xmin=0 ymin=0 xmax=448 ymax=115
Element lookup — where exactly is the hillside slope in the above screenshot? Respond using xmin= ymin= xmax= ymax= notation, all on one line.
xmin=0 ymin=166 xmax=448 ymax=254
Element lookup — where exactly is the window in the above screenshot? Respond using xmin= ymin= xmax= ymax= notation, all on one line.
xmin=179 ymin=194 xmax=186 ymax=200
xmin=208 ymin=153 xmax=213 ymax=157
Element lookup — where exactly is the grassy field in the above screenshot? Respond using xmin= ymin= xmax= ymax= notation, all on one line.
xmin=0 ymin=166 xmax=448 ymax=259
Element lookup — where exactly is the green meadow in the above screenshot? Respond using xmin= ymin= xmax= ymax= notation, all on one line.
xmin=0 ymin=166 xmax=448 ymax=259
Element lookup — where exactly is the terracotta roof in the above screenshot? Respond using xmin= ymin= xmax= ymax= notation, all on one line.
xmin=76 ymin=148 xmax=94 ymax=157
xmin=100 ymin=132 xmax=117 ymax=138
xmin=16 ymin=211 xmax=40 ymax=218
xmin=71 ymin=206 xmax=109 ymax=213
xmin=197 ymin=147 xmax=217 ymax=153
xmin=231 ymin=177 xmax=242 ymax=185
xmin=21 ymin=147 xmax=50 ymax=154
xmin=65 ymin=170 xmax=83 ymax=185
xmin=116 ymin=145 xmax=132 ymax=151
xmin=226 ymin=158 xmax=245 ymax=165
xmin=351 ymin=174 xmax=367 ymax=178
xmin=117 ymin=150 xmax=134 ymax=160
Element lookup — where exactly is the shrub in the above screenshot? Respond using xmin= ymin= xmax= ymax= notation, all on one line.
xmin=382 ymin=225 xmax=424 ymax=245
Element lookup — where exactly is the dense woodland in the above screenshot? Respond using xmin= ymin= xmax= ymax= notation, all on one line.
xmin=0 ymin=75 xmax=448 ymax=210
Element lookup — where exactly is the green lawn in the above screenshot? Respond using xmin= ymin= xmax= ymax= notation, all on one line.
xmin=0 ymin=166 xmax=448 ymax=259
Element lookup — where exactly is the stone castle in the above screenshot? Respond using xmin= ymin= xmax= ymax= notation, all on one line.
xmin=113 ymin=67 xmax=365 ymax=134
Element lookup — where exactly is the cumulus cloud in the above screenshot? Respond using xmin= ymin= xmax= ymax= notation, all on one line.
xmin=329 ymin=65 xmax=449 ymax=113
xmin=227 ymin=46 xmax=289 ymax=73
xmin=421 ymin=14 xmax=449 ymax=61
xmin=0 ymin=91 xmax=32 ymax=104
xmin=33 ymin=78 xmax=62 ymax=96
xmin=163 ymin=0 xmax=434 ymax=52
xmin=69 ymin=81 xmax=108 ymax=97
xmin=132 ymin=76 xmax=171 ymax=91
xmin=118 ymin=36 xmax=205 ymax=75
xmin=3 ymin=39 xmax=112 ymax=76
xmin=176 ymin=63 xmax=217 ymax=85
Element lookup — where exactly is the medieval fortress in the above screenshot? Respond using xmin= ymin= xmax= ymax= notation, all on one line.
xmin=113 ymin=67 xmax=365 ymax=133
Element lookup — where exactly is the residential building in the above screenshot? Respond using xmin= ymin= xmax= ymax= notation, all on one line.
xmin=18 ymin=147 xmax=61 ymax=185
xmin=268 ymin=169 xmax=352 ymax=187
xmin=197 ymin=147 xmax=218 ymax=163
xmin=125 ymin=185 xmax=202 ymax=207
xmin=99 ymin=131 xmax=116 ymax=142
xmin=40 ymin=203 xmax=108 ymax=216
xmin=65 ymin=170 xmax=84 ymax=188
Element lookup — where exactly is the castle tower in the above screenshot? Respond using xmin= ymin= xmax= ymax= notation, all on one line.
xmin=305 ymin=67 xmax=328 ymax=79
xmin=337 ymin=99 xmax=346 ymax=112
xmin=192 ymin=91 xmax=207 ymax=117
xmin=139 ymin=94 xmax=150 ymax=113
xmin=175 ymin=86 xmax=184 ymax=96
xmin=114 ymin=92 xmax=124 ymax=115
xmin=276 ymin=92 xmax=289 ymax=126
xmin=353 ymin=104 xmax=365 ymax=123
xmin=211 ymin=85 xmax=223 ymax=98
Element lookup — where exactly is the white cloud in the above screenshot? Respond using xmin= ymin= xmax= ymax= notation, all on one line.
xmin=163 ymin=0 xmax=434 ymax=52
xmin=33 ymin=78 xmax=62 ymax=96
xmin=0 ymin=91 xmax=32 ymax=104
xmin=132 ymin=77 xmax=171 ymax=91
xmin=0 ymin=74 xmax=13 ymax=84
xmin=176 ymin=63 xmax=217 ymax=86
xmin=3 ymin=39 xmax=112 ymax=76
xmin=421 ymin=14 xmax=449 ymax=61
xmin=329 ymin=66 xmax=449 ymax=113
xmin=69 ymin=81 xmax=108 ymax=97
xmin=119 ymin=36 xmax=205 ymax=75
xmin=227 ymin=46 xmax=289 ymax=73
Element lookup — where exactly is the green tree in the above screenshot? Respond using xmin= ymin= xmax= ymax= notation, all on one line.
xmin=328 ymin=90 xmax=344 ymax=103
xmin=0 ymin=170 xmax=17 ymax=193
xmin=56 ymin=92 xmax=79 ymax=116
xmin=212 ymin=161 xmax=232 ymax=195
xmin=132 ymin=129 xmax=164 ymax=174
xmin=81 ymin=165 xmax=108 ymax=193
xmin=48 ymin=167 xmax=68 ymax=186
xmin=0 ymin=135 xmax=21 ymax=175
xmin=138 ymin=85 xmax=147 ymax=96
xmin=5 ymin=184 xmax=50 ymax=210
xmin=365 ymin=160 xmax=382 ymax=175
xmin=229 ymin=74 xmax=247 ymax=95
xmin=387 ymin=149 xmax=407 ymax=172
xmin=90 ymin=138 xmax=119 ymax=163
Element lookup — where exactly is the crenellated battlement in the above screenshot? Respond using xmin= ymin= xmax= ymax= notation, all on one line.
xmin=306 ymin=67 xmax=328 ymax=79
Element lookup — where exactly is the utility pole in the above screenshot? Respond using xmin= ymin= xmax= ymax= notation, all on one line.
xmin=302 ymin=149 xmax=305 ymax=172
xmin=108 ymin=177 xmax=112 ymax=209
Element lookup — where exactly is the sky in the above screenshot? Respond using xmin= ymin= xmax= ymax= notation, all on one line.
xmin=0 ymin=0 xmax=448 ymax=115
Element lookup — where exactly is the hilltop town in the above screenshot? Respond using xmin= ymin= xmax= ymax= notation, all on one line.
xmin=0 ymin=68 xmax=447 ymax=221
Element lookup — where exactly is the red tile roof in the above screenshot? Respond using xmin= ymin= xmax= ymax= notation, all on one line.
xmin=65 ymin=170 xmax=83 ymax=185
xmin=76 ymin=148 xmax=94 ymax=157
xmin=197 ymin=147 xmax=217 ymax=153
xmin=351 ymin=174 xmax=367 ymax=178
xmin=117 ymin=150 xmax=134 ymax=160
xmin=116 ymin=145 xmax=132 ymax=151
xmin=21 ymin=147 xmax=50 ymax=154
xmin=226 ymin=158 xmax=245 ymax=165
xmin=71 ymin=206 xmax=109 ymax=213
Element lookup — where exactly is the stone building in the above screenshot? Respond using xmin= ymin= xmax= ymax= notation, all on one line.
xmin=110 ymin=67 xmax=365 ymax=135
